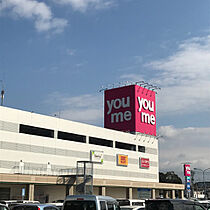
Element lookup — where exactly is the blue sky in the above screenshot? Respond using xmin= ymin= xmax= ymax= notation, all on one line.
xmin=1 ymin=0 xmax=210 ymax=180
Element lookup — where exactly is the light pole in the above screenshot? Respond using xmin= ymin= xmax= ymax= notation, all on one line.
xmin=194 ymin=167 xmax=210 ymax=198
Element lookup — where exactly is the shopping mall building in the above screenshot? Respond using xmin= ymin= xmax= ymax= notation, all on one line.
xmin=0 ymin=84 xmax=184 ymax=202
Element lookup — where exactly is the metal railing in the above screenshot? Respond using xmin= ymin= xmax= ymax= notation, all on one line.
xmin=11 ymin=165 xmax=77 ymax=176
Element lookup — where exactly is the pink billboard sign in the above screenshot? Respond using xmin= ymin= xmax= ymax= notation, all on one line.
xmin=184 ymin=164 xmax=191 ymax=177
xmin=140 ymin=158 xmax=150 ymax=169
xmin=104 ymin=85 xmax=156 ymax=136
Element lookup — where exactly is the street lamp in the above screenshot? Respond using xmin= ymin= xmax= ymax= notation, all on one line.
xmin=194 ymin=167 xmax=210 ymax=198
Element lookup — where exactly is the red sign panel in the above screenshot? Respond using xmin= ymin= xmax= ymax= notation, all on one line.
xmin=140 ymin=158 xmax=150 ymax=169
xmin=104 ymin=85 xmax=156 ymax=135
xmin=184 ymin=164 xmax=191 ymax=177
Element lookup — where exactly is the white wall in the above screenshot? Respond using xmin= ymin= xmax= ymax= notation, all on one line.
xmin=0 ymin=106 xmax=159 ymax=183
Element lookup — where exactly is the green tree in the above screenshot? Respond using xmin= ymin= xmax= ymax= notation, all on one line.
xmin=159 ymin=171 xmax=182 ymax=184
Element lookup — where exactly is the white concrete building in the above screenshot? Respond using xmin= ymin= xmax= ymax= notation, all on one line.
xmin=0 ymin=106 xmax=184 ymax=202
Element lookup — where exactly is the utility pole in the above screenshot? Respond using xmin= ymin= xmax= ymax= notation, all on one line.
xmin=0 ymin=80 xmax=5 ymax=106
xmin=191 ymin=169 xmax=195 ymax=198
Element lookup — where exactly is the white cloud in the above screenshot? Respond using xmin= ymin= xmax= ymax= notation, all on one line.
xmin=0 ymin=0 xmax=68 ymax=33
xmin=45 ymin=92 xmax=103 ymax=125
xmin=150 ymin=36 xmax=210 ymax=115
xmin=0 ymin=0 xmax=116 ymax=32
xmin=158 ymin=125 xmax=210 ymax=179
xmin=52 ymin=0 xmax=114 ymax=12
xmin=147 ymin=36 xmax=210 ymax=85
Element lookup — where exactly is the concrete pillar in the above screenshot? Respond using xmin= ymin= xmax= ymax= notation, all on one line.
xmin=29 ymin=184 xmax=34 ymax=201
xmin=165 ymin=191 xmax=169 ymax=198
xmin=129 ymin=188 xmax=133 ymax=199
xmin=69 ymin=186 xmax=74 ymax=195
xmin=151 ymin=189 xmax=156 ymax=199
xmin=102 ymin=187 xmax=106 ymax=196
xmin=172 ymin=190 xmax=175 ymax=199
xmin=54 ymin=130 xmax=58 ymax=139
xmin=181 ymin=190 xmax=184 ymax=199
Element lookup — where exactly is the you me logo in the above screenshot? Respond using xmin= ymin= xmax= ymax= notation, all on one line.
xmin=106 ymin=96 xmax=132 ymax=123
xmin=137 ymin=97 xmax=155 ymax=125
xmin=104 ymin=84 xmax=156 ymax=135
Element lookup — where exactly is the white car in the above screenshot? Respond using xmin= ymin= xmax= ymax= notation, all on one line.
xmin=120 ymin=205 xmax=145 ymax=210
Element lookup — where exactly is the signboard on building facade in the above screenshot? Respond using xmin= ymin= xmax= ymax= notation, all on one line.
xmin=90 ymin=150 xmax=104 ymax=164
xmin=184 ymin=164 xmax=191 ymax=177
xmin=117 ymin=154 xmax=128 ymax=166
xmin=139 ymin=157 xmax=150 ymax=169
xmin=104 ymin=85 xmax=156 ymax=136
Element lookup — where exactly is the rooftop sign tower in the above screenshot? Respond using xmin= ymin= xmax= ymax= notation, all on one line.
xmin=104 ymin=82 xmax=159 ymax=136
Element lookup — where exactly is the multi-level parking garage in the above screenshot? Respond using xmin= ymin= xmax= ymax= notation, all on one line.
xmin=0 ymin=84 xmax=184 ymax=202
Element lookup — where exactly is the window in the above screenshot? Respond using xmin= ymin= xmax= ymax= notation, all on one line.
xmin=138 ymin=146 xmax=145 ymax=153
xmin=64 ymin=201 xmax=96 ymax=210
xmin=58 ymin=131 xmax=86 ymax=143
xmin=89 ymin=137 xmax=113 ymax=147
xmin=116 ymin=200 xmax=130 ymax=206
xmin=131 ymin=202 xmax=143 ymax=206
xmin=19 ymin=124 xmax=54 ymax=138
xmin=100 ymin=201 xmax=106 ymax=210
xmin=115 ymin=142 xmax=136 ymax=151
xmin=107 ymin=203 xmax=114 ymax=210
